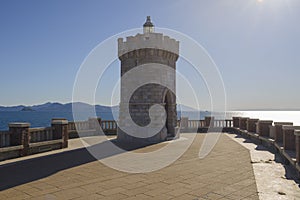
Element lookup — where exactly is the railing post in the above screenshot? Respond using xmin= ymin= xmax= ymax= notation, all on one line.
xmin=205 ymin=116 xmax=214 ymax=127
xmin=274 ymin=122 xmax=293 ymax=143
xmin=294 ymin=130 xmax=300 ymax=165
xmin=282 ymin=126 xmax=300 ymax=151
xmin=9 ymin=123 xmax=30 ymax=156
xmin=180 ymin=117 xmax=189 ymax=129
xmin=239 ymin=117 xmax=249 ymax=130
xmin=88 ymin=118 xmax=95 ymax=129
xmin=257 ymin=120 xmax=273 ymax=137
xmin=232 ymin=117 xmax=240 ymax=128
xmin=247 ymin=118 xmax=259 ymax=133
xmin=88 ymin=117 xmax=101 ymax=132
xmin=97 ymin=118 xmax=102 ymax=132
xmin=51 ymin=119 xmax=69 ymax=148
xmin=200 ymin=120 xmax=204 ymax=127
xmin=269 ymin=125 xmax=276 ymax=139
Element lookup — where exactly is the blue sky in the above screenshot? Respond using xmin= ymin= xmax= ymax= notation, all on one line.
xmin=0 ymin=0 xmax=300 ymax=110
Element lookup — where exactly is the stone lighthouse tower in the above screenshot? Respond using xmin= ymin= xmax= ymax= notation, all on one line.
xmin=117 ymin=16 xmax=179 ymax=143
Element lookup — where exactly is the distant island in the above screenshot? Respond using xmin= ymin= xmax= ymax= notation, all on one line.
xmin=21 ymin=107 xmax=35 ymax=111
xmin=0 ymin=102 xmax=114 ymax=113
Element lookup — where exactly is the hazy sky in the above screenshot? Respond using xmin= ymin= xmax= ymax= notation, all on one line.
xmin=0 ymin=0 xmax=300 ymax=110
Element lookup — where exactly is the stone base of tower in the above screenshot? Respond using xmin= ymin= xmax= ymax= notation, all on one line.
xmin=117 ymin=127 xmax=168 ymax=144
xmin=166 ymin=127 xmax=180 ymax=140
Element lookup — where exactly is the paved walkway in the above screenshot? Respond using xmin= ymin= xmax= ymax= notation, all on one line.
xmin=0 ymin=133 xmax=261 ymax=199
xmin=227 ymin=133 xmax=300 ymax=200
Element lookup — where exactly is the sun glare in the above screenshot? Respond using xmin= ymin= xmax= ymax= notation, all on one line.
xmin=257 ymin=0 xmax=263 ymax=3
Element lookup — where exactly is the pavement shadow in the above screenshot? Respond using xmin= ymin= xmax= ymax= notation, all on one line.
xmin=233 ymin=134 xmax=253 ymax=143
xmin=231 ymin=133 xmax=300 ymax=187
xmin=0 ymin=139 xmax=153 ymax=191
xmin=274 ymin=153 xmax=300 ymax=187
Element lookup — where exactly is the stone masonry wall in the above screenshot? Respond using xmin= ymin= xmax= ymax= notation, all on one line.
xmin=118 ymin=45 xmax=179 ymax=143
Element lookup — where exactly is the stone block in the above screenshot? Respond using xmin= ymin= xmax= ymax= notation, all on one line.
xmin=239 ymin=117 xmax=249 ymax=130
xmin=256 ymin=120 xmax=273 ymax=137
xmin=282 ymin=126 xmax=300 ymax=151
xmin=274 ymin=122 xmax=293 ymax=143
xmin=205 ymin=116 xmax=215 ymax=127
xmin=51 ymin=119 xmax=69 ymax=148
xmin=247 ymin=118 xmax=259 ymax=133
xmin=9 ymin=122 xmax=30 ymax=156
xmin=269 ymin=125 xmax=276 ymax=139
xmin=294 ymin=130 xmax=300 ymax=165
xmin=232 ymin=117 xmax=240 ymax=128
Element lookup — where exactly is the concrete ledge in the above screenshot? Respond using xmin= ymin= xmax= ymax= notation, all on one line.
xmin=51 ymin=119 xmax=68 ymax=125
xmin=0 ymin=145 xmax=23 ymax=161
xmin=282 ymin=150 xmax=297 ymax=165
xmin=274 ymin=142 xmax=284 ymax=153
xmin=29 ymin=139 xmax=63 ymax=147
xmin=258 ymin=120 xmax=273 ymax=123
xmin=259 ymin=136 xmax=275 ymax=150
xmin=8 ymin=123 xmax=30 ymax=128
xmin=295 ymin=164 xmax=300 ymax=174
xmin=30 ymin=127 xmax=52 ymax=132
xmin=231 ymin=127 xmax=300 ymax=177
xmin=69 ymin=129 xmax=117 ymax=138
xmin=282 ymin=126 xmax=300 ymax=130
xmin=247 ymin=132 xmax=261 ymax=144
xmin=248 ymin=118 xmax=259 ymax=121
xmin=0 ymin=145 xmax=23 ymax=153
xmin=274 ymin=122 xmax=293 ymax=126
xmin=259 ymin=136 xmax=275 ymax=144
xmin=29 ymin=140 xmax=63 ymax=155
xmin=0 ymin=139 xmax=65 ymax=161
xmin=248 ymin=131 xmax=259 ymax=139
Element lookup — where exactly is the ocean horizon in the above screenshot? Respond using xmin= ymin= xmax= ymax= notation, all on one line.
xmin=0 ymin=110 xmax=300 ymax=131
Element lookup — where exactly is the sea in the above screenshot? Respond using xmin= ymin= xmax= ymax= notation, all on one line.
xmin=0 ymin=110 xmax=300 ymax=131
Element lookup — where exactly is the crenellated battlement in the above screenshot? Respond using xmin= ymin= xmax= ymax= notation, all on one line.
xmin=118 ymin=32 xmax=179 ymax=58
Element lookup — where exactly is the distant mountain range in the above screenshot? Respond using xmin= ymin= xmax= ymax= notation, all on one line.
xmin=0 ymin=102 xmax=114 ymax=112
xmin=0 ymin=102 xmax=199 ymax=112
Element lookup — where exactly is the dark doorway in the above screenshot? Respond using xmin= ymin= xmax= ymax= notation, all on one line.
xmin=164 ymin=90 xmax=174 ymax=137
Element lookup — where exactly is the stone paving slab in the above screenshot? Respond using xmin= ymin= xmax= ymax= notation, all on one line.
xmin=0 ymin=133 xmax=259 ymax=200
xmin=226 ymin=133 xmax=300 ymax=200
